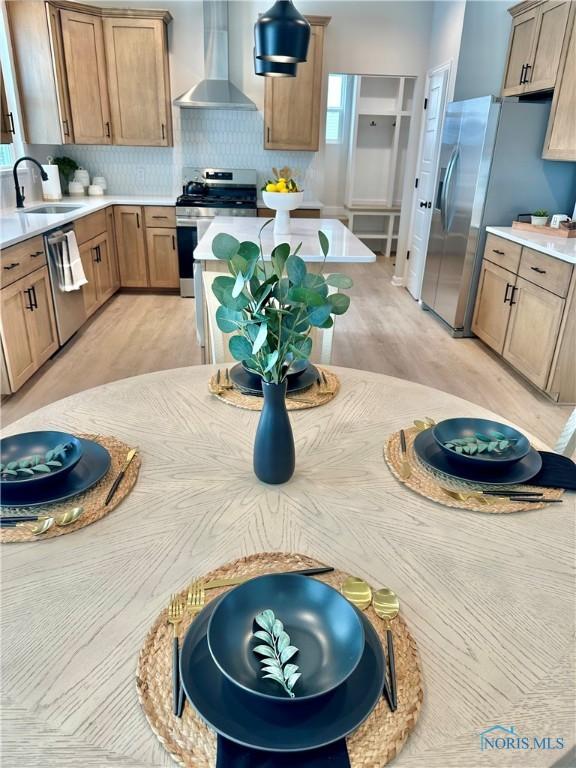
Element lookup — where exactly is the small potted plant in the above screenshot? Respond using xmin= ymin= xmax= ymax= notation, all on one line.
xmin=531 ymin=209 xmax=549 ymax=226
xmin=211 ymin=223 xmax=353 ymax=484
xmin=262 ymin=166 xmax=304 ymax=235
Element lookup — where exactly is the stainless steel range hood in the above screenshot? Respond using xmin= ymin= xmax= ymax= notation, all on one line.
xmin=174 ymin=0 xmax=256 ymax=110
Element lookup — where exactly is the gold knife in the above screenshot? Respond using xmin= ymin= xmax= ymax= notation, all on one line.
xmin=104 ymin=448 xmax=138 ymax=505
xmin=203 ymin=566 xmax=334 ymax=591
xmin=399 ymin=429 xmax=411 ymax=480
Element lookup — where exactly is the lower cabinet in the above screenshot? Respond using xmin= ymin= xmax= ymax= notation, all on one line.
xmin=80 ymin=231 xmax=116 ymax=318
xmin=472 ymin=233 xmax=574 ymax=401
xmin=0 ymin=266 xmax=58 ymax=391
xmin=146 ymin=227 xmax=179 ymax=288
xmin=502 ymin=276 xmax=564 ymax=390
xmin=115 ymin=205 xmax=148 ymax=287
xmin=471 ymin=260 xmax=515 ymax=354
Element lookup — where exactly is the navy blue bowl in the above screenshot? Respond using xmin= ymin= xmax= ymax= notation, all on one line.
xmin=207 ymin=574 xmax=365 ymax=702
xmin=0 ymin=431 xmax=83 ymax=488
xmin=432 ymin=418 xmax=531 ymax=468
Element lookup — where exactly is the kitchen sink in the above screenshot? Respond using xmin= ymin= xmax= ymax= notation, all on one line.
xmin=21 ymin=205 xmax=83 ymax=214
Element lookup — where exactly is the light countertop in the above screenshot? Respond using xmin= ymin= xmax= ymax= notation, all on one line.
xmin=486 ymin=226 xmax=576 ymax=265
xmin=0 ymin=196 xmax=175 ymax=249
xmin=194 ymin=216 xmax=376 ymax=263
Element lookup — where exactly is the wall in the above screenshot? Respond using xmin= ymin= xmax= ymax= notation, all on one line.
xmin=427 ymin=1 xmax=466 ymax=99
xmin=453 ymin=0 xmax=511 ymax=100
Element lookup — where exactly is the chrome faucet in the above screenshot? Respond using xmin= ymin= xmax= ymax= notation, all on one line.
xmin=13 ymin=156 xmax=49 ymax=208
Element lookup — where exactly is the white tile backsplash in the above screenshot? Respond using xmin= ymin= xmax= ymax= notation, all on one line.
xmin=57 ymin=109 xmax=322 ymax=199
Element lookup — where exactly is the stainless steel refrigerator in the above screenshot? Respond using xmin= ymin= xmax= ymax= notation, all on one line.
xmin=421 ymin=96 xmax=575 ymax=336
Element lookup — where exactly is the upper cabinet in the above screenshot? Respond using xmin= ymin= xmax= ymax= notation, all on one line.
xmin=7 ymin=0 xmax=173 ymax=146
xmin=264 ymin=16 xmax=330 ymax=151
xmin=103 ymin=17 xmax=172 ymax=146
xmin=502 ymin=1 xmax=571 ymax=96
xmin=0 ymin=69 xmax=14 ymax=144
xmin=543 ymin=2 xmax=576 ymax=160
xmin=60 ymin=9 xmax=112 ymax=144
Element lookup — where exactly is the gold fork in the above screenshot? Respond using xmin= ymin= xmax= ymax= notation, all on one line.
xmin=187 ymin=580 xmax=206 ymax=614
xmin=167 ymin=594 xmax=184 ymax=716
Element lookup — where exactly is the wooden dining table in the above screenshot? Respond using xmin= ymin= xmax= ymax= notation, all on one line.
xmin=1 ymin=365 xmax=574 ymax=767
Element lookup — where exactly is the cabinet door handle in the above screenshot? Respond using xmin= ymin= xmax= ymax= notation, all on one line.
xmin=7 ymin=111 xmax=15 ymax=134
xmin=161 ymin=123 xmax=165 ymax=140
xmin=267 ymin=126 xmax=270 ymax=143
xmin=492 ymin=249 xmax=505 ymax=256
xmin=94 ymin=245 xmax=100 ymax=263
xmin=519 ymin=64 xmax=526 ymax=85
xmin=62 ymin=118 xmax=70 ymax=136
xmin=509 ymin=285 xmax=518 ymax=306
xmin=523 ymin=63 xmax=531 ymax=84
xmin=31 ymin=285 xmax=38 ymax=309
xmin=31 ymin=251 xmax=43 ymax=258
xmin=152 ymin=215 xmax=168 ymax=219
xmin=172 ymin=235 xmax=176 ymax=250
xmin=530 ymin=266 xmax=546 ymax=274
xmin=105 ymin=121 xmax=111 ymax=138
xmin=136 ymin=213 xmax=140 ymax=228
xmin=4 ymin=262 xmax=20 ymax=270
xmin=504 ymin=282 xmax=513 ymax=304
xmin=24 ymin=288 xmax=34 ymax=311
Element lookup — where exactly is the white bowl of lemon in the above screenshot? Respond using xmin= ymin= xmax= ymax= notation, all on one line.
xmin=262 ymin=178 xmax=304 ymax=235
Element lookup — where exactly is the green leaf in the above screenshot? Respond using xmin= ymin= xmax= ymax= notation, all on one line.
xmin=309 ymin=303 xmax=332 ymax=327
xmin=288 ymin=287 xmax=324 ymax=307
xmin=326 ymin=273 xmax=353 ymax=289
xmin=328 ymin=293 xmax=351 ymax=315
xmin=252 ymin=323 xmax=268 ymax=354
xmin=283 ymin=663 xmax=299 ymax=680
xmin=253 ymin=630 xmax=272 ymax=643
xmin=212 ymin=232 xmax=240 ymax=260
xmin=264 ymin=350 xmax=279 ymax=373
xmin=232 ymin=270 xmax=245 ymax=299
xmin=303 ymin=272 xmax=328 ymax=298
xmin=286 ymin=254 xmax=307 ymax=286
xmin=33 ymin=464 xmax=51 ymax=473
xmin=253 ymin=645 xmax=276 ymax=658
xmin=318 ymin=230 xmax=329 ymax=258
xmin=280 ymin=646 xmax=298 ymax=664
xmin=6 ymin=461 xmax=17 ymax=470
xmin=272 ymin=619 xmax=284 ymax=637
xmin=212 ymin=275 xmax=250 ymax=310
xmin=277 ymin=631 xmax=290 ymax=653
xmin=273 ymin=278 xmax=291 ymax=303
xmin=263 ymin=672 xmax=285 ymax=684
xmin=271 ymin=243 xmax=290 ymax=277
xmin=17 ymin=468 xmax=34 ymax=475
xmin=286 ymin=672 xmax=301 ymax=691
xmin=229 ymin=335 xmax=253 ymax=361
xmin=255 ymin=609 xmax=275 ymax=632
xmin=46 ymin=460 xmax=62 ymax=467
xmin=215 ymin=306 xmax=245 ymax=333
xmin=238 ymin=241 xmax=260 ymax=262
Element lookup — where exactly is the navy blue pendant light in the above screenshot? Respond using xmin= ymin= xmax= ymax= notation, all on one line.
xmin=254 ymin=48 xmax=297 ymax=77
xmin=254 ymin=0 xmax=311 ymax=64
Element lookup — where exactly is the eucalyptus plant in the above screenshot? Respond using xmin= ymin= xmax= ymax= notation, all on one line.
xmin=210 ymin=222 xmax=353 ymax=383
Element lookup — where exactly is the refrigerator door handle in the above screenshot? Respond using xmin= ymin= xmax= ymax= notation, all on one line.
xmin=440 ymin=146 xmax=459 ymax=231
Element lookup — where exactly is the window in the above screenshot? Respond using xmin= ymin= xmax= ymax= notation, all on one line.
xmin=325 ymin=74 xmax=347 ymax=144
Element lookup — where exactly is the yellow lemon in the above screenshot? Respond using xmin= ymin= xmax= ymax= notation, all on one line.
xmin=265 ymin=183 xmax=277 ymax=192
xmin=278 ymin=177 xmax=286 ymax=183
xmin=279 ymin=188 xmax=289 ymax=193
xmin=276 ymin=181 xmax=287 ymax=191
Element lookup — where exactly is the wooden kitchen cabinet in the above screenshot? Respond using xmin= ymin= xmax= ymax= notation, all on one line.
xmin=106 ymin=206 xmax=121 ymax=291
xmin=79 ymin=240 xmax=99 ymax=317
xmin=543 ymin=3 xmax=576 ymax=160
xmin=7 ymin=1 xmax=172 ymax=146
xmin=146 ymin=228 xmax=179 ymax=289
xmin=103 ymin=17 xmax=172 ymax=146
xmin=80 ymin=231 xmax=116 ymax=317
xmin=0 ymin=266 xmax=58 ymax=391
xmin=60 ymin=8 xmax=112 ymax=144
xmin=0 ymin=69 xmax=14 ymax=144
xmin=502 ymin=276 xmax=564 ymax=389
xmin=502 ymin=1 xmax=570 ymax=96
xmin=264 ymin=16 xmax=330 ymax=151
xmin=115 ymin=206 xmax=148 ymax=287
xmin=473 ymin=233 xmax=575 ymax=401
xmin=471 ymin=260 xmax=515 ymax=354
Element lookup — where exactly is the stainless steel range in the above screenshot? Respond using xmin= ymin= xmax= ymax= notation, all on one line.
xmin=175 ymin=167 xmax=257 ymax=297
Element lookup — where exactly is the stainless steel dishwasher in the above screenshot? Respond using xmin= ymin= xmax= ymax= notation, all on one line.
xmin=44 ymin=226 xmax=87 ymax=345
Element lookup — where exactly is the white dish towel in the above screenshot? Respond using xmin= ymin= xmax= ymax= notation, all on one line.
xmin=54 ymin=231 xmax=88 ymax=292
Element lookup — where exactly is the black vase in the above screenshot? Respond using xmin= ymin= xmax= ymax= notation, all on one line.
xmin=253 ymin=379 xmax=295 ymax=484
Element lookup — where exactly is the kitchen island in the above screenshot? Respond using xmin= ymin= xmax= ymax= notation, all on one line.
xmin=193 ymin=216 xmax=376 ymax=354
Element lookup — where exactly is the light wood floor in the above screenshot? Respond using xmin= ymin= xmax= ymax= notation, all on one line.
xmin=2 ymin=260 xmax=570 ymax=447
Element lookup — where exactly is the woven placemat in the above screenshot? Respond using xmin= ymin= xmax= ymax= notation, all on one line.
xmin=384 ymin=427 xmax=563 ymax=514
xmin=136 ymin=552 xmax=423 ymax=768
xmin=0 ymin=434 xmax=140 ymax=543
xmin=208 ymin=366 xmax=340 ymax=411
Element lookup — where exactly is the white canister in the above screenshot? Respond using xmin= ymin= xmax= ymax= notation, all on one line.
xmin=41 ymin=164 xmax=62 ymax=201
xmin=69 ymin=180 xmax=85 ymax=196
xmin=73 ymin=168 xmax=90 ymax=190
xmin=88 ymin=184 xmax=104 ymax=196
xmin=92 ymin=176 xmax=107 ymax=191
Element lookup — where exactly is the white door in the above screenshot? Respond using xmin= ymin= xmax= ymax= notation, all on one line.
xmin=406 ymin=67 xmax=449 ymax=299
